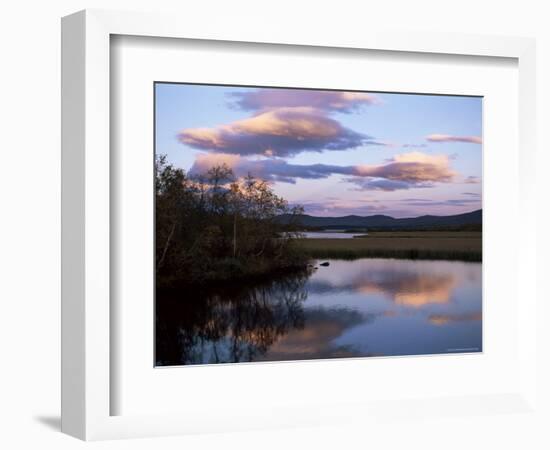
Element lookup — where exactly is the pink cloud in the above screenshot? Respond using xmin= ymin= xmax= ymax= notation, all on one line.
xmin=298 ymin=199 xmax=387 ymax=216
xmin=179 ymin=107 xmax=381 ymax=157
xmin=464 ymin=175 xmax=481 ymax=184
xmin=189 ymin=151 xmax=456 ymax=191
xmin=189 ymin=152 xmax=349 ymax=184
xmin=228 ymin=89 xmax=381 ymax=113
xmin=426 ymin=134 xmax=482 ymax=144
xmin=353 ymin=152 xmax=456 ymax=183
xmin=346 ymin=178 xmax=429 ymax=191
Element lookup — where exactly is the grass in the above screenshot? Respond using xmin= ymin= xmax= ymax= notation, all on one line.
xmin=296 ymin=231 xmax=482 ymax=262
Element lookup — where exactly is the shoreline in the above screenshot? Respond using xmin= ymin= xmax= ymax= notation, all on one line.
xmin=158 ymin=231 xmax=482 ymax=288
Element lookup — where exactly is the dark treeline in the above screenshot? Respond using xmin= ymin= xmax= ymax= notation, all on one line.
xmin=155 ymin=155 xmax=307 ymax=287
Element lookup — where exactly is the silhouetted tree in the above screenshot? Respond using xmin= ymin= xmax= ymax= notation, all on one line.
xmin=155 ymin=155 xmax=307 ymax=286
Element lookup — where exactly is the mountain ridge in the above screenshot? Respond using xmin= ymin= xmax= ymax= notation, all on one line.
xmin=277 ymin=209 xmax=482 ymax=230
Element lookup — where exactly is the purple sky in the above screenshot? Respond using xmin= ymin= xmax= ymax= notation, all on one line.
xmin=156 ymin=84 xmax=482 ymax=218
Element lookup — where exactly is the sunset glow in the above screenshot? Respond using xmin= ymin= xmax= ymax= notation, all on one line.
xmin=156 ymin=84 xmax=482 ymax=218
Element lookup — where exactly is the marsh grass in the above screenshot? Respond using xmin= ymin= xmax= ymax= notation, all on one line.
xmin=297 ymin=231 xmax=482 ymax=262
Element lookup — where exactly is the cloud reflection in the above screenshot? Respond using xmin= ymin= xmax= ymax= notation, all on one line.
xmin=428 ymin=312 xmax=482 ymax=326
xmin=308 ymin=259 xmax=467 ymax=308
xmin=259 ymin=307 xmax=369 ymax=361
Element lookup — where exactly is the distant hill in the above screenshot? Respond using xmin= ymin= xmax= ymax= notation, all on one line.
xmin=276 ymin=209 xmax=482 ymax=230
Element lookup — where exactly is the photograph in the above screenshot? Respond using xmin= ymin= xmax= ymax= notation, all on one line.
xmin=154 ymin=83 xmax=482 ymax=366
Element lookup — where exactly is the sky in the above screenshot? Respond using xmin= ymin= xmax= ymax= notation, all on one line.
xmin=155 ymin=83 xmax=482 ymax=218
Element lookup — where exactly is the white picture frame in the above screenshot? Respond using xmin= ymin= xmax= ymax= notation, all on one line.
xmin=61 ymin=9 xmax=538 ymax=441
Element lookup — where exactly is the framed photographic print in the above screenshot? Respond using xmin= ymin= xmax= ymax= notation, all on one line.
xmin=62 ymin=9 xmax=538 ymax=440
xmin=154 ymin=82 xmax=483 ymax=366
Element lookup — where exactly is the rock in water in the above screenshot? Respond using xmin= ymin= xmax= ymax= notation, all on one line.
xmin=319 ymin=261 xmax=330 ymax=267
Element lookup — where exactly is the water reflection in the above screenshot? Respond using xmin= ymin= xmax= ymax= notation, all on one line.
xmin=428 ymin=312 xmax=483 ymax=326
xmin=303 ymin=231 xmax=365 ymax=239
xmin=156 ymin=259 xmax=482 ymax=366
xmin=156 ymin=273 xmax=309 ymax=365
xmin=307 ymin=259 xmax=464 ymax=307
xmin=256 ymin=307 xmax=372 ymax=362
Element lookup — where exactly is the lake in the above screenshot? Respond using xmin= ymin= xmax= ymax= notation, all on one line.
xmin=156 ymin=258 xmax=482 ymax=366
xmin=303 ymin=231 xmax=365 ymax=239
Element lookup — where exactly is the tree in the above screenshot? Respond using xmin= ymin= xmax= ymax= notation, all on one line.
xmin=155 ymin=155 xmax=308 ymax=286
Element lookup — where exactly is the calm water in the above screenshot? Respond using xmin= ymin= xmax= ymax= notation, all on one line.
xmin=303 ymin=231 xmax=365 ymax=239
xmin=156 ymin=258 xmax=482 ymax=366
